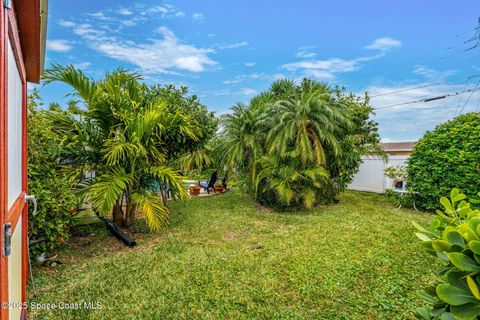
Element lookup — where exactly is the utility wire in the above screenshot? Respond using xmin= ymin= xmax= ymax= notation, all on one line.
xmin=369 ymin=74 xmax=480 ymax=97
xmin=453 ymin=80 xmax=470 ymax=115
xmin=457 ymin=79 xmax=480 ymax=115
xmin=374 ymin=86 xmax=480 ymax=110
xmin=358 ymin=27 xmax=478 ymax=83
xmin=466 ymin=18 xmax=480 ymax=51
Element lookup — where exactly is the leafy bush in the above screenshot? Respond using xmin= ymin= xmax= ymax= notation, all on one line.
xmin=28 ymin=92 xmax=77 ymax=255
xmin=384 ymin=189 xmax=419 ymax=209
xmin=385 ymin=165 xmax=407 ymax=182
xmin=408 ymin=113 xmax=480 ymax=210
xmin=415 ymin=188 xmax=480 ymax=319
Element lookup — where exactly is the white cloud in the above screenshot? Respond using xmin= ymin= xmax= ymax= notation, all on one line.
xmin=297 ymin=51 xmax=316 ymax=58
xmin=413 ymin=65 xmax=456 ymax=80
xmin=240 ymin=88 xmax=257 ymax=96
xmin=282 ymin=58 xmax=359 ymax=80
xmin=208 ymin=33 xmax=216 ymax=38
xmin=212 ymin=88 xmax=258 ymax=96
xmin=296 ymin=46 xmax=317 ymax=58
xmin=192 ymin=13 xmax=204 ymax=21
xmin=118 ymin=8 xmax=133 ymax=16
xmin=120 ymin=20 xmax=137 ymax=27
xmin=148 ymin=6 xmax=168 ymax=13
xmin=72 ymin=62 xmax=91 ymax=69
xmin=218 ymin=41 xmax=249 ymax=50
xmin=88 ymin=12 xmax=108 ymax=20
xmin=283 ymin=58 xmax=359 ymax=73
xmin=47 ymin=39 xmax=73 ymax=53
xmin=72 ymin=23 xmax=106 ymax=40
xmin=58 ymin=6 xmax=217 ymax=75
xmin=282 ymin=37 xmax=402 ymax=80
xmin=94 ymin=27 xmax=217 ymax=73
xmin=244 ymin=62 xmax=256 ymax=67
xmin=223 ymin=72 xmax=285 ymax=85
xmin=66 ymin=4 xmax=186 ymax=31
xmin=365 ymin=37 xmax=402 ymax=51
xmin=58 ymin=19 xmax=75 ymax=28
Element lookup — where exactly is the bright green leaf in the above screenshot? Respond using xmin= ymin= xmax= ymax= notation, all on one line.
xmin=437 ymin=284 xmax=477 ymax=306
xmin=448 ymin=253 xmax=480 ymax=272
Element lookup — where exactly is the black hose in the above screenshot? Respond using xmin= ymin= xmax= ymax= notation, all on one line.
xmin=94 ymin=211 xmax=137 ymax=247
xmin=29 ymin=238 xmax=48 ymax=246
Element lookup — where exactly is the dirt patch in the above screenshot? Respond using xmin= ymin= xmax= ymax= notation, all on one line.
xmin=224 ymin=231 xmax=249 ymax=241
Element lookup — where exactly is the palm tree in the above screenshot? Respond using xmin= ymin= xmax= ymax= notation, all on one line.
xmin=254 ymin=152 xmax=329 ymax=209
xmin=43 ymin=64 xmax=199 ymax=230
xmin=219 ymin=103 xmax=267 ymax=186
xmin=267 ymin=79 xmax=351 ymax=166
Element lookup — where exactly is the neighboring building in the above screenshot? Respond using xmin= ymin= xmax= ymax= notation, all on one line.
xmin=0 ymin=1 xmax=48 ymax=320
xmin=347 ymin=142 xmax=416 ymax=193
xmin=380 ymin=141 xmax=415 ymax=156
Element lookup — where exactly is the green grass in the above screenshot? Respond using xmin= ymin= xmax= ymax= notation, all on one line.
xmin=28 ymin=190 xmax=436 ymax=319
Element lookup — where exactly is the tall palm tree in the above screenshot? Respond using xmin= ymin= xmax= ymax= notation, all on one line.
xmin=219 ymin=103 xmax=267 ymax=186
xmin=43 ymin=64 xmax=199 ymax=230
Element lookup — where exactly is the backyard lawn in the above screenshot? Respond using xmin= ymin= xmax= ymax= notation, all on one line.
xmin=28 ymin=191 xmax=436 ymax=319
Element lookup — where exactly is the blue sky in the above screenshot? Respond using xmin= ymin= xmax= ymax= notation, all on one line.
xmin=38 ymin=0 xmax=480 ymax=141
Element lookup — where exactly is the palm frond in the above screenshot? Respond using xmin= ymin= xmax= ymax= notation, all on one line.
xmin=148 ymin=166 xmax=189 ymax=201
xmin=43 ymin=63 xmax=97 ymax=102
xmin=86 ymin=168 xmax=132 ymax=215
xmin=131 ymin=191 xmax=169 ymax=230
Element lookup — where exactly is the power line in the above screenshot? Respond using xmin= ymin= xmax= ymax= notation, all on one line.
xmin=374 ymin=85 xmax=480 ymax=110
xmin=466 ymin=17 xmax=480 ymax=51
xmin=457 ymin=79 xmax=480 ymax=115
xmin=453 ymin=80 xmax=470 ymax=115
xmin=369 ymin=74 xmax=480 ymax=98
xmin=358 ymin=27 xmax=479 ymax=83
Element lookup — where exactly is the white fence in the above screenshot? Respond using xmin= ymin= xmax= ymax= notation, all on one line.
xmin=347 ymin=155 xmax=409 ymax=193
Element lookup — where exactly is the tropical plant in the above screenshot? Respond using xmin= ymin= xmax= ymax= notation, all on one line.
xmin=220 ymin=78 xmax=380 ymax=208
xmin=415 ymin=188 xmax=480 ymax=320
xmin=43 ymin=64 xmax=200 ymax=230
xmin=408 ymin=113 xmax=480 ymax=210
xmin=143 ymin=84 xmax=218 ymax=159
xmin=27 ymin=90 xmax=77 ymax=255
xmin=254 ymin=152 xmax=329 ymax=209
xmin=326 ymin=88 xmax=383 ymax=195
xmin=267 ymin=80 xmax=349 ymax=166
xmin=220 ymin=103 xmax=267 ymax=188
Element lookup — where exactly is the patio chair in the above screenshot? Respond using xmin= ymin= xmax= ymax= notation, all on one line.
xmin=220 ymin=176 xmax=227 ymax=190
xmin=200 ymin=171 xmax=218 ymax=194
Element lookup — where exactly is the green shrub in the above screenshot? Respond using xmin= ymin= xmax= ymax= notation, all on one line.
xmin=415 ymin=188 xmax=480 ymax=319
xmin=28 ymin=92 xmax=77 ymax=256
xmin=384 ymin=189 xmax=419 ymax=209
xmin=220 ymin=79 xmax=381 ymax=209
xmin=408 ymin=113 xmax=480 ymax=210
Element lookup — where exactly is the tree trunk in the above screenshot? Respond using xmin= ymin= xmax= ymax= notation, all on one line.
xmin=122 ymin=199 xmax=136 ymax=227
xmin=112 ymin=202 xmax=123 ymax=226
xmin=128 ymin=205 xmax=136 ymax=226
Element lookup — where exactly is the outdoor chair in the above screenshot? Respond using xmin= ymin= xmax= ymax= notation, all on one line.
xmin=200 ymin=171 xmax=218 ymax=194
xmin=220 ymin=176 xmax=227 ymax=190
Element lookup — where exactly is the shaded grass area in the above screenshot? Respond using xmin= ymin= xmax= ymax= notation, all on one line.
xmin=28 ymin=191 xmax=436 ymax=319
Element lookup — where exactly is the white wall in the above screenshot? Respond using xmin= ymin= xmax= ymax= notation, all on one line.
xmin=7 ymin=39 xmax=24 ymax=320
xmin=347 ymin=155 xmax=409 ymax=193
xmin=8 ymin=218 xmax=22 ymax=320
xmin=7 ymin=40 xmax=23 ymax=209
